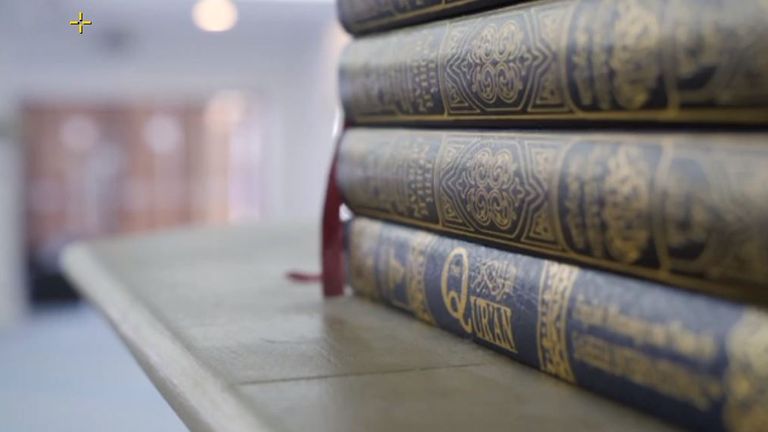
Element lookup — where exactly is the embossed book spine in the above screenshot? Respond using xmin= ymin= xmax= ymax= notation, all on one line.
xmin=347 ymin=217 xmax=768 ymax=432
xmin=338 ymin=0 xmax=516 ymax=36
xmin=340 ymin=0 xmax=768 ymax=125
xmin=337 ymin=128 xmax=768 ymax=302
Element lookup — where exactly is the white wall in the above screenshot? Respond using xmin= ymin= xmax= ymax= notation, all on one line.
xmin=3 ymin=0 xmax=348 ymax=224
xmin=0 ymin=0 xmax=348 ymax=321
xmin=0 ymin=3 xmax=24 ymax=326
xmin=0 ymin=137 xmax=25 ymax=328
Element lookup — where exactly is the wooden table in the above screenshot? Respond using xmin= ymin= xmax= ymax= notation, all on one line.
xmin=63 ymin=223 xmax=674 ymax=432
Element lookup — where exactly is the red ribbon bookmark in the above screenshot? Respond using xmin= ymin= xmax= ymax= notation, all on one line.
xmin=320 ymin=137 xmax=345 ymax=297
xmin=284 ymin=132 xmax=345 ymax=297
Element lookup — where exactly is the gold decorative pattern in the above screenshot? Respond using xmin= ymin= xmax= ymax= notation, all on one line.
xmin=608 ymin=0 xmax=660 ymax=110
xmin=347 ymin=218 xmax=768 ymax=429
xmin=406 ymin=232 xmax=436 ymax=324
xmin=476 ymin=259 xmax=517 ymax=303
xmin=442 ymin=13 xmax=535 ymax=113
xmin=570 ymin=296 xmax=725 ymax=411
xmin=456 ymin=146 xmax=521 ymax=230
xmin=338 ymin=128 xmax=768 ymax=302
xmin=338 ymin=133 xmax=439 ymax=223
xmin=571 ymin=332 xmax=723 ymax=411
xmin=341 ymin=0 xmax=768 ymax=124
xmin=571 ymin=296 xmax=718 ymax=363
xmin=436 ymin=134 xmax=559 ymax=247
xmin=569 ymin=0 xmax=663 ymax=111
xmin=537 ymin=261 xmax=578 ymax=383
xmin=373 ymin=221 xmax=437 ymax=322
xmin=598 ymin=146 xmax=652 ymax=264
xmin=347 ymin=219 xmax=382 ymax=300
xmin=723 ymin=311 xmax=768 ymax=432
xmin=657 ymin=147 xmax=768 ymax=286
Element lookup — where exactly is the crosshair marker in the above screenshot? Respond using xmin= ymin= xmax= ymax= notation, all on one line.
xmin=69 ymin=11 xmax=92 ymax=35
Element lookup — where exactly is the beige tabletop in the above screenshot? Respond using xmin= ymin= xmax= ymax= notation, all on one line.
xmin=62 ymin=223 xmax=675 ymax=432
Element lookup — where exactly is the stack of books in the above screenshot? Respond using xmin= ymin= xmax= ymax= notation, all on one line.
xmin=334 ymin=0 xmax=768 ymax=430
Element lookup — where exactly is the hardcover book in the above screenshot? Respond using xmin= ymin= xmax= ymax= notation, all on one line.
xmin=339 ymin=0 xmax=768 ymax=125
xmin=338 ymin=0 xmax=515 ymax=36
xmin=346 ymin=216 xmax=768 ymax=432
xmin=337 ymin=128 xmax=768 ymax=302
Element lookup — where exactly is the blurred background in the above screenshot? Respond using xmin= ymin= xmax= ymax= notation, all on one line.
xmin=0 ymin=0 xmax=347 ymax=429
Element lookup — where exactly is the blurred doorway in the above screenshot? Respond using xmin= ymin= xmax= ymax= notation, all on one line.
xmin=22 ymin=96 xmax=263 ymax=300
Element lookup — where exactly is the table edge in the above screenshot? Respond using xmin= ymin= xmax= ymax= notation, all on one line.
xmin=62 ymin=242 xmax=278 ymax=432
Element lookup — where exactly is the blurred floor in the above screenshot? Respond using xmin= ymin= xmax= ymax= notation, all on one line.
xmin=0 ymin=304 xmax=187 ymax=432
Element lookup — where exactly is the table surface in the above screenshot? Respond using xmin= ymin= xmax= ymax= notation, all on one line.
xmin=62 ymin=223 xmax=675 ymax=432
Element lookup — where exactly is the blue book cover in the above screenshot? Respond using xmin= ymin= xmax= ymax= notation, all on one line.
xmin=346 ymin=217 xmax=768 ymax=431
xmin=340 ymin=0 xmax=768 ymax=125
xmin=338 ymin=128 xmax=768 ymax=303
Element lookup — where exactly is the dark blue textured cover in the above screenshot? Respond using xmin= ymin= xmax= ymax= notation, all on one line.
xmin=340 ymin=0 xmax=768 ymax=125
xmin=346 ymin=217 xmax=768 ymax=432
xmin=338 ymin=128 xmax=768 ymax=303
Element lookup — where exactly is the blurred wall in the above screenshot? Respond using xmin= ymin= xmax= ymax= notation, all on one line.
xmin=0 ymin=137 xmax=25 ymax=327
xmin=0 ymin=0 xmax=348 ymax=316
xmin=4 ymin=0 xmax=347 ymax=224
xmin=0 ymin=13 xmax=24 ymax=324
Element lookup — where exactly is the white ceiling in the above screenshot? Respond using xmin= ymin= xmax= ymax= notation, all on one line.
xmin=0 ymin=0 xmax=342 ymax=106
xmin=0 ymin=0 xmax=349 ymax=223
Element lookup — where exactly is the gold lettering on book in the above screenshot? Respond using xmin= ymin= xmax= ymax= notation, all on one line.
xmin=572 ymin=332 xmax=723 ymax=411
xmin=470 ymin=297 xmax=517 ymax=353
xmin=441 ymin=247 xmax=473 ymax=333
xmin=572 ymin=297 xmax=717 ymax=362
xmin=440 ymin=246 xmax=518 ymax=353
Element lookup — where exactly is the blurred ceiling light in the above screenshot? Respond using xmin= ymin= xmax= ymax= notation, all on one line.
xmin=193 ymin=0 xmax=239 ymax=32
